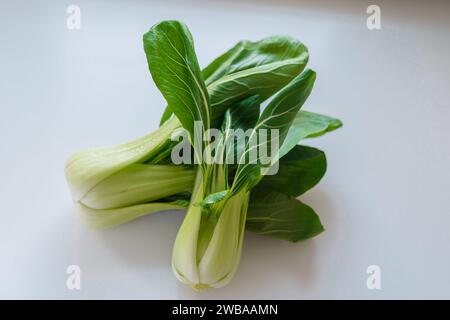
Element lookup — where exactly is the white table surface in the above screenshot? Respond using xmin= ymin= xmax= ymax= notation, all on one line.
xmin=1 ymin=0 xmax=449 ymax=299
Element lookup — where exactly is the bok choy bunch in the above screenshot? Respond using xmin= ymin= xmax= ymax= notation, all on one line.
xmin=64 ymin=20 xmax=342 ymax=290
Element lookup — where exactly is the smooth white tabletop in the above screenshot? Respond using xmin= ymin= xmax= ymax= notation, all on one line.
xmin=1 ymin=0 xmax=449 ymax=299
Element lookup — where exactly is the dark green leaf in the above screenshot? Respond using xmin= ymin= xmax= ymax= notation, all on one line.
xmin=159 ymin=105 xmax=174 ymax=126
xmin=143 ymin=20 xmax=211 ymax=139
xmin=279 ymin=111 xmax=343 ymax=158
xmin=221 ymin=95 xmax=260 ymax=165
xmin=196 ymin=190 xmax=228 ymax=209
xmin=257 ymin=145 xmax=326 ymax=197
xmin=225 ymin=95 xmax=260 ymax=132
xmin=246 ymin=191 xmax=324 ymax=242
xmin=160 ymin=35 xmax=309 ymax=126
xmin=203 ymin=36 xmax=308 ymax=86
xmin=231 ymin=69 xmax=316 ymax=195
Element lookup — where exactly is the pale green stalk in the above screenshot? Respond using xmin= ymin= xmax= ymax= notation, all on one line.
xmin=77 ymin=201 xmax=186 ymax=230
xmin=65 ymin=116 xmax=180 ymax=202
xmin=172 ymin=167 xmax=249 ymax=290
xmin=80 ymin=164 xmax=194 ymax=210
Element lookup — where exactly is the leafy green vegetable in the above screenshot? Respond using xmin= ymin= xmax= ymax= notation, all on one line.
xmin=144 ymin=19 xmax=329 ymax=290
xmin=65 ymin=19 xmax=343 ymax=291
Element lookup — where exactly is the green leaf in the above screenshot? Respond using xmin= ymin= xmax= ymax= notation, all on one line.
xmin=159 ymin=105 xmax=174 ymax=126
xmin=207 ymin=40 xmax=309 ymax=126
xmin=143 ymin=20 xmax=211 ymax=139
xmin=231 ymin=69 xmax=316 ymax=195
xmin=221 ymin=95 xmax=260 ymax=165
xmin=256 ymin=145 xmax=326 ymax=197
xmin=196 ymin=190 xmax=229 ymax=210
xmin=202 ymin=36 xmax=308 ymax=87
xmin=223 ymin=95 xmax=260 ymax=132
xmin=257 ymin=69 xmax=316 ymax=143
xmin=160 ymin=35 xmax=309 ymax=126
xmin=279 ymin=111 xmax=343 ymax=158
xmin=246 ymin=191 xmax=324 ymax=242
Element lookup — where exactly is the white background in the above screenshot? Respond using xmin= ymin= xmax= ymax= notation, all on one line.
xmin=1 ymin=0 xmax=449 ymax=299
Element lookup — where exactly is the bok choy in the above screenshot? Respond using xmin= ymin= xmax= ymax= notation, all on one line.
xmin=64 ymin=19 xmax=342 ymax=290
